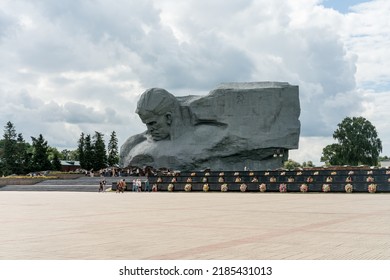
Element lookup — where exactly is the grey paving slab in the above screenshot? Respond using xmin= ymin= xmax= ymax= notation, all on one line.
xmin=0 ymin=191 xmax=389 ymax=260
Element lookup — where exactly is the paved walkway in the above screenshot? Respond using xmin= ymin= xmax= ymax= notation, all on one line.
xmin=0 ymin=176 xmax=141 ymax=192
xmin=0 ymin=191 xmax=389 ymax=259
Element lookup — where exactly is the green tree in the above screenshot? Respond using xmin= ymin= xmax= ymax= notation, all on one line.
xmin=30 ymin=134 xmax=52 ymax=171
xmin=0 ymin=139 xmax=3 ymax=173
xmin=15 ymin=133 xmax=32 ymax=174
xmin=83 ymin=134 xmax=94 ymax=170
xmin=321 ymin=143 xmax=342 ymax=166
xmin=47 ymin=147 xmax=62 ymax=171
xmin=1 ymin=121 xmax=18 ymax=175
xmin=68 ymin=149 xmax=79 ymax=161
xmin=92 ymin=131 xmax=107 ymax=170
xmin=77 ymin=133 xmax=87 ymax=169
xmin=283 ymin=159 xmax=301 ymax=170
xmin=302 ymin=161 xmax=315 ymax=168
xmin=51 ymin=153 xmax=62 ymax=171
xmin=321 ymin=116 xmax=382 ymax=166
xmin=1 ymin=125 xmax=32 ymax=175
xmin=61 ymin=149 xmax=79 ymax=161
xmin=107 ymin=131 xmax=119 ymax=167
xmin=60 ymin=149 xmax=71 ymax=160
xmin=47 ymin=147 xmax=61 ymax=161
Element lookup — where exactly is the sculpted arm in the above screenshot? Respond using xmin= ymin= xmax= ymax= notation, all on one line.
xmin=119 ymin=132 xmax=148 ymax=166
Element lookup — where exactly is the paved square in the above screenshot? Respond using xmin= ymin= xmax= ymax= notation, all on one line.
xmin=0 ymin=192 xmax=389 ymax=259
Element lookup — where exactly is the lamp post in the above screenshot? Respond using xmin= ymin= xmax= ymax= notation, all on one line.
xmin=273 ymin=148 xmax=284 ymax=158
xmin=273 ymin=148 xmax=286 ymax=169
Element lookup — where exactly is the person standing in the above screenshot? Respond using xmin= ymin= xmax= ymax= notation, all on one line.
xmin=132 ymin=178 xmax=137 ymax=192
xmin=144 ymin=179 xmax=151 ymax=192
xmin=136 ymin=178 xmax=142 ymax=192
xmin=98 ymin=180 xmax=104 ymax=192
xmin=100 ymin=178 xmax=107 ymax=192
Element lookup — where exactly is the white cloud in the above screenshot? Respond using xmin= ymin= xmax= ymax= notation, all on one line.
xmin=0 ymin=0 xmax=389 ymax=165
xmin=289 ymin=136 xmax=334 ymax=166
xmin=344 ymin=0 xmax=390 ymax=89
xmin=361 ymin=90 xmax=390 ymax=157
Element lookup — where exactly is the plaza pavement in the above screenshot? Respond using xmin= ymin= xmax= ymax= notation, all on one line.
xmin=0 ymin=190 xmax=389 ymax=260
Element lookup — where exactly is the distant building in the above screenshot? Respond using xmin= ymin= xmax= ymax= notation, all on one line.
xmin=60 ymin=160 xmax=81 ymax=172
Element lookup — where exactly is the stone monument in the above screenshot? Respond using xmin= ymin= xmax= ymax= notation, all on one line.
xmin=120 ymin=82 xmax=300 ymax=170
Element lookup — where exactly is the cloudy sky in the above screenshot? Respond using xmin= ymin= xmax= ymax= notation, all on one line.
xmin=1 ymin=0 xmax=389 ymax=166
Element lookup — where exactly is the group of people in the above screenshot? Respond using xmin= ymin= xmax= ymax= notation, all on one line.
xmin=131 ymin=178 xmax=151 ymax=192
xmin=116 ymin=179 xmax=127 ymax=193
xmin=98 ymin=177 xmax=151 ymax=193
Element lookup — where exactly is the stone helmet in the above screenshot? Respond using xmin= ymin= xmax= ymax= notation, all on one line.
xmin=136 ymin=88 xmax=179 ymax=117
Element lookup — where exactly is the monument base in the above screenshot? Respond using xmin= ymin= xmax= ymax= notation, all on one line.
xmin=145 ymin=167 xmax=390 ymax=193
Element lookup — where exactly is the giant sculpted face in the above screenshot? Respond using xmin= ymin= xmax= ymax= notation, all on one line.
xmin=135 ymin=88 xmax=178 ymax=141
xmin=120 ymin=82 xmax=301 ymax=171
xmin=138 ymin=112 xmax=172 ymax=141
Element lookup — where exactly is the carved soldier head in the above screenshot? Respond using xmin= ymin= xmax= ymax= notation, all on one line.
xmin=136 ymin=88 xmax=180 ymax=141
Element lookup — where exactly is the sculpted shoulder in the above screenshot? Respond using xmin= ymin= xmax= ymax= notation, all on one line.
xmin=120 ymin=132 xmax=148 ymax=161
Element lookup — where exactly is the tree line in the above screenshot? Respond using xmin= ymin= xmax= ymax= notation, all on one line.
xmin=0 ymin=116 xmax=386 ymax=176
xmin=0 ymin=121 xmax=119 ymax=176
xmin=77 ymin=131 xmax=119 ymax=172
